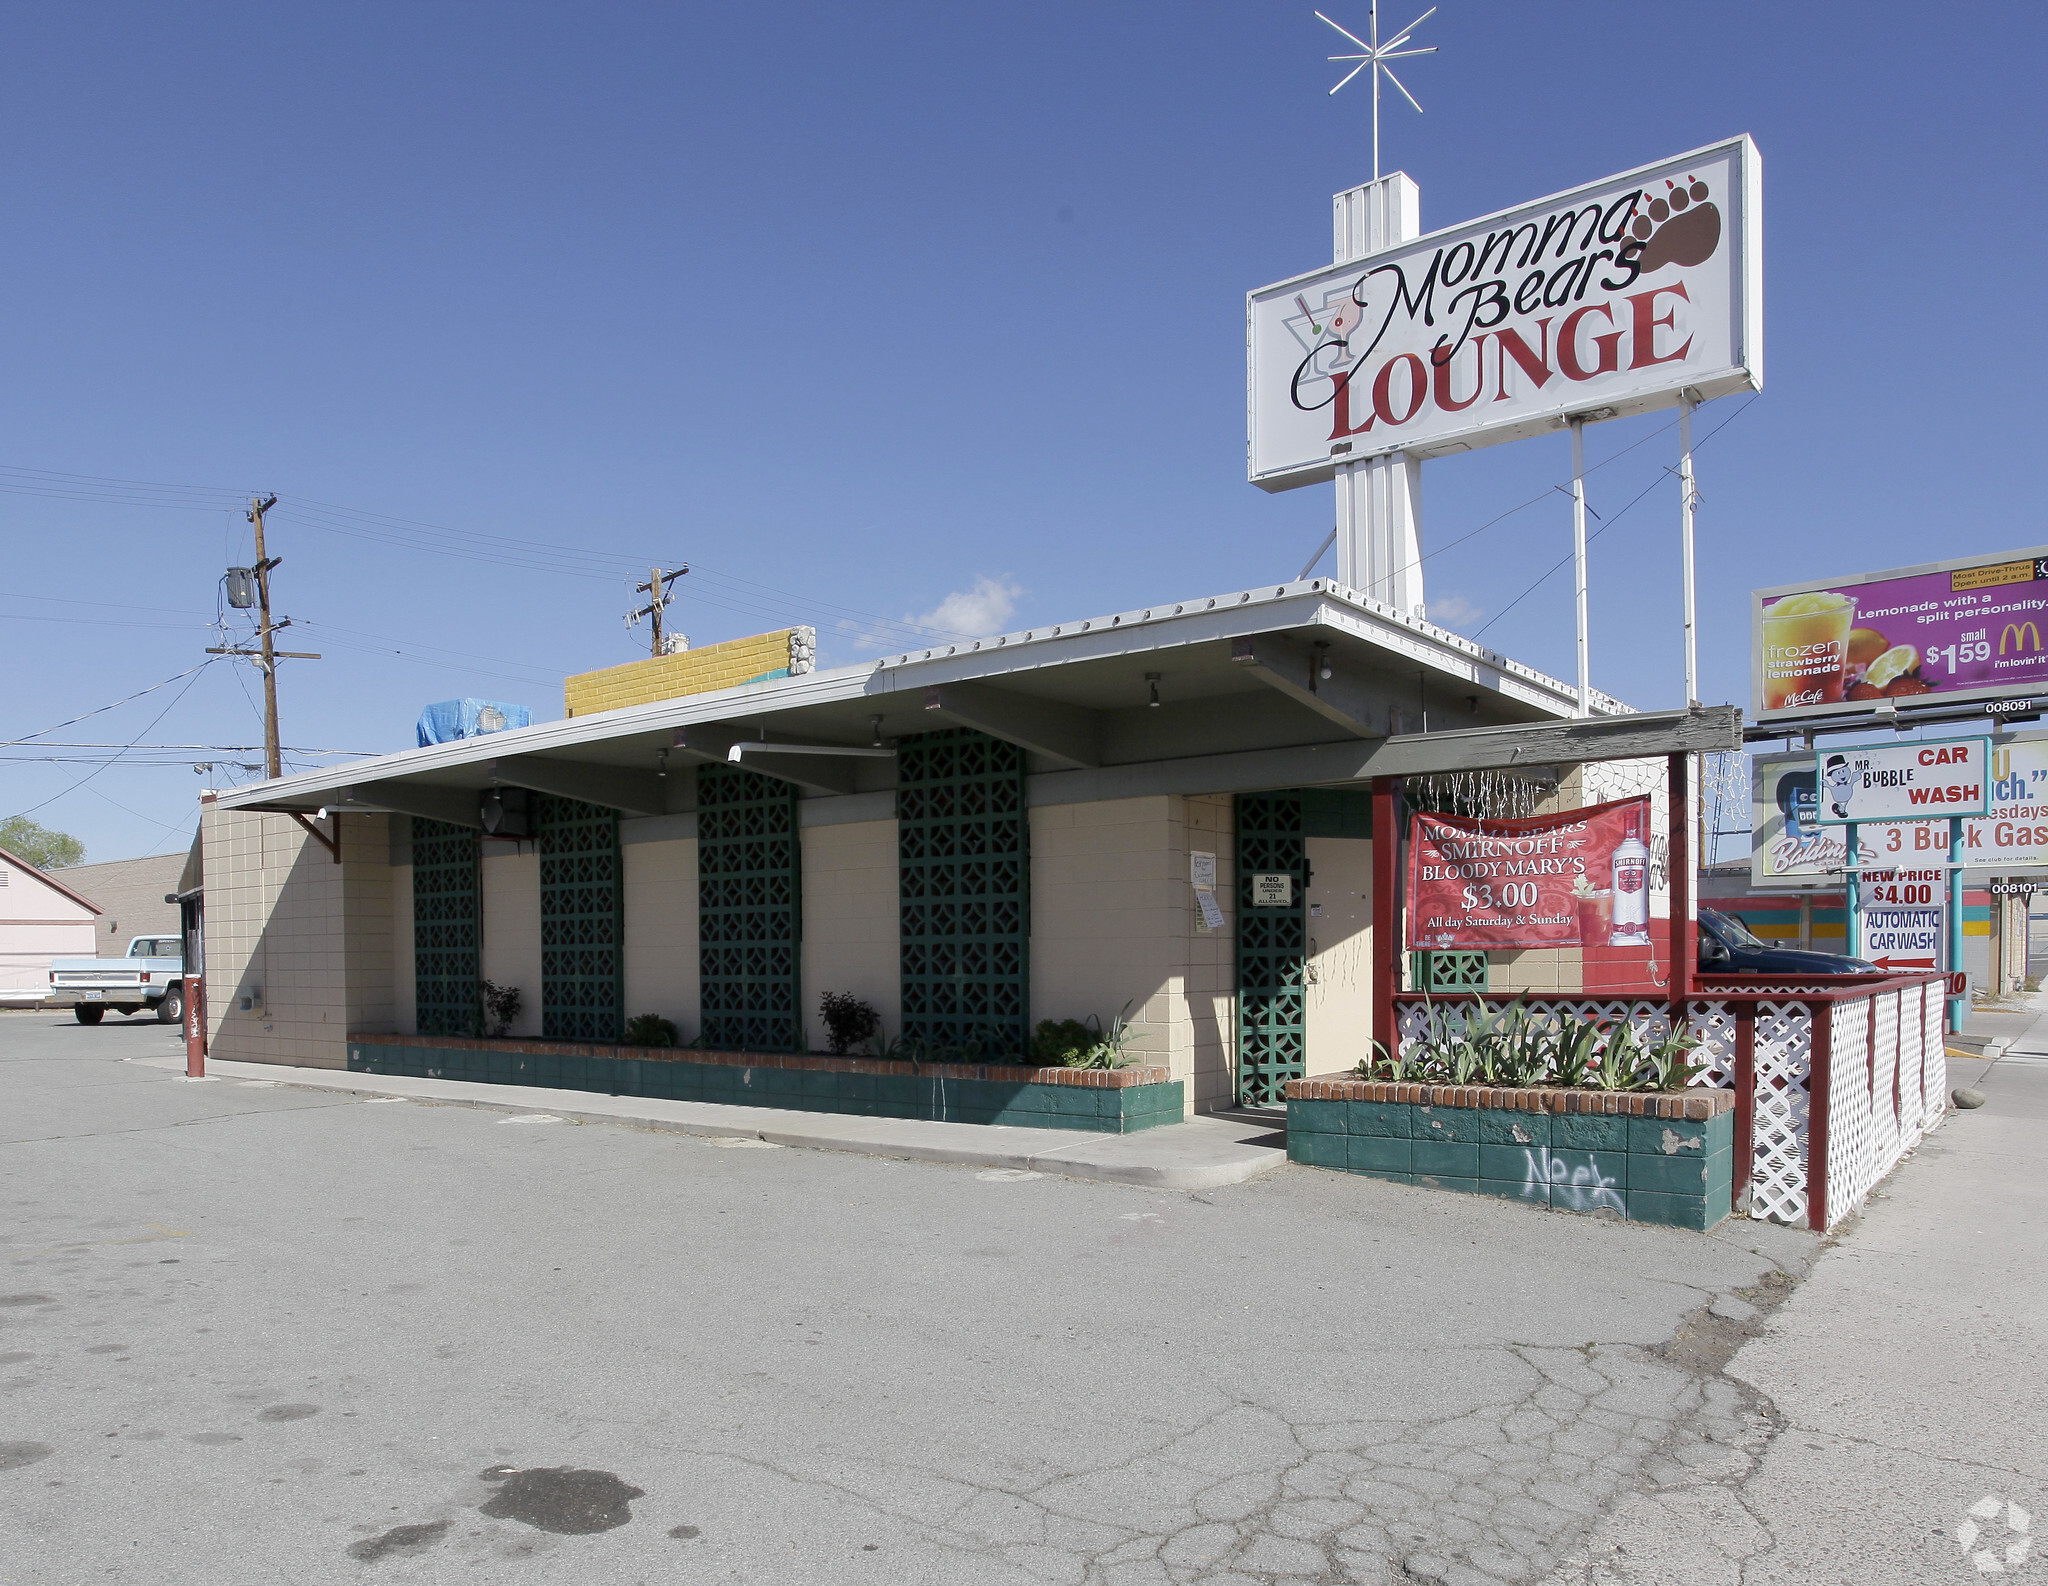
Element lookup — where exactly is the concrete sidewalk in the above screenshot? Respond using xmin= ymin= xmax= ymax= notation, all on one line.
xmin=129 ymin=1052 xmax=1289 ymax=1191
xmin=1548 ymin=991 xmax=2048 ymax=1583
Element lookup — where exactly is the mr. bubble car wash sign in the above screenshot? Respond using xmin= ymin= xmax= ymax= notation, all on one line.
xmin=1814 ymin=738 xmax=1990 ymax=825
xmin=1246 ymin=137 xmax=1762 ymax=489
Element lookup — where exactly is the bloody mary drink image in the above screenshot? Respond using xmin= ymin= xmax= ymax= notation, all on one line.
xmin=1759 ymin=591 xmax=1857 ymax=710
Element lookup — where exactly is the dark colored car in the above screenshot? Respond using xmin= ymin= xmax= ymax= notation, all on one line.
xmin=1696 ymin=907 xmax=1883 ymax=976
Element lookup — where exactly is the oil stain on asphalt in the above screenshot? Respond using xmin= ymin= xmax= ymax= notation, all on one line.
xmin=345 ymin=1519 xmax=450 ymax=1562
xmin=477 ymin=1465 xmax=643 ymax=1534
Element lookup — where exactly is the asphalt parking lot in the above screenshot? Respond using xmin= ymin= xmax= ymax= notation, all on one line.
xmin=1 ymin=1013 xmax=1814 ymax=1585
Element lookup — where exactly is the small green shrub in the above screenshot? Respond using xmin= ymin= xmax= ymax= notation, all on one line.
xmin=480 ymin=980 xmax=522 ymax=1038
xmin=1031 ymin=1003 xmax=1137 ymax=1070
xmin=1031 ymin=1018 xmax=1095 ymax=1065
xmin=818 ymin=992 xmax=882 ymax=1056
xmin=621 ymin=1013 xmax=679 ymax=1047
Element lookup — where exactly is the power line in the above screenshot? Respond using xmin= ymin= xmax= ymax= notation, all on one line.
xmin=0 ymin=458 xmax=991 ymax=645
xmin=1301 ymin=403 xmax=1703 ymax=585
xmin=6 ymin=662 xmax=219 ymax=820
xmin=4 ymin=742 xmax=374 ymax=751
xmin=6 ymin=662 xmax=221 ymax=746
xmin=1469 ymin=395 xmax=1759 ymax=642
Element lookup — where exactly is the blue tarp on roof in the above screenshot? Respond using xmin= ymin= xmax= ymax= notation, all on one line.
xmin=416 ymin=698 xmax=532 ymax=747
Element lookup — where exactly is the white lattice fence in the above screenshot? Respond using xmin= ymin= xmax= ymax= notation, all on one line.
xmin=1395 ymin=998 xmax=1671 ymax=1052
xmin=1822 ymin=997 xmax=1877 ymax=1226
xmin=1392 ymin=982 xmax=1945 ymax=1229
xmin=1744 ymin=999 xmax=1815 ymax=1226
xmin=1814 ymin=980 xmax=1948 ymax=1230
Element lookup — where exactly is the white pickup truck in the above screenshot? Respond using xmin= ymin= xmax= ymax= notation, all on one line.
xmin=49 ymin=936 xmax=187 ymax=1025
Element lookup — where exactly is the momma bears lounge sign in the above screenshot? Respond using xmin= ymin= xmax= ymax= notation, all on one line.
xmin=1246 ymin=136 xmax=1762 ymax=490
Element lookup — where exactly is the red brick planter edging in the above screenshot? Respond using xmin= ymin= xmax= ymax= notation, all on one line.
xmin=348 ymin=1032 xmax=1166 ymax=1090
xmin=1285 ymin=1075 xmax=1732 ymax=1119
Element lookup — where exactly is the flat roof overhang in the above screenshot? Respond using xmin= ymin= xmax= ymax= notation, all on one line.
xmin=215 ymin=577 xmax=1738 ymax=826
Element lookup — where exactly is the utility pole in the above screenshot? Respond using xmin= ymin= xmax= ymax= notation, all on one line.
xmin=207 ymin=494 xmax=320 ymax=780
xmin=628 ymin=564 xmax=689 ymax=657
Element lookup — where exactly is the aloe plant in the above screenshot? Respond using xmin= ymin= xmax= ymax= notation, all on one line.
xmin=1495 ymin=1005 xmax=1558 ymax=1087
xmin=1593 ymin=1021 xmax=1647 ymax=1091
xmin=1551 ymin=1016 xmax=1603 ymax=1088
xmin=1643 ymin=1030 xmax=1706 ymax=1090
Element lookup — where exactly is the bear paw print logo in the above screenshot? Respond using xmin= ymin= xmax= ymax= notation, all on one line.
xmin=1631 ymin=175 xmax=1722 ymax=272
xmin=1959 ymin=1495 xmax=2033 ymax=1575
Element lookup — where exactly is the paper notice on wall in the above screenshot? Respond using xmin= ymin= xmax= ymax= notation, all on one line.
xmin=1191 ymin=851 xmax=1224 ymax=931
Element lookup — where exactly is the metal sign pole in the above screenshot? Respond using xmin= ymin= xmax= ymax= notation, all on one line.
xmin=1845 ymin=824 xmax=1861 ymax=959
xmin=1571 ymin=417 xmax=1591 ymax=717
xmin=1948 ymin=816 xmax=1966 ymax=1030
xmin=1679 ymin=394 xmax=1698 ymax=705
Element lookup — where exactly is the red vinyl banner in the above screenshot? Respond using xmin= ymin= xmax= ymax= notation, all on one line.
xmin=1407 ymin=796 xmax=1654 ymax=951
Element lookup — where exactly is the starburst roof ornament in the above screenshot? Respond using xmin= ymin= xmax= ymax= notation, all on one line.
xmin=1316 ymin=4 xmax=1438 ymax=180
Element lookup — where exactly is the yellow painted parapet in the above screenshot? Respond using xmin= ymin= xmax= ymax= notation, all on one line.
xmin=564 ymin=627 xmax=816 ymax=718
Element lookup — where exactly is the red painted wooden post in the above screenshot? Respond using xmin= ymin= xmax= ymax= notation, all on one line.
xmin=1732 ymin=1005 xmax=1755 ymax=1203
xmin=1666 ymin=751 xmax=1693 ymax=1020
xmin=183 ymin=976 xmax=206 ymax=1079
xmin=1372 ymin=776 xmax=1402 ymax=1064
xmin=1808 ymin=1003 xmax=1834 ymax=1232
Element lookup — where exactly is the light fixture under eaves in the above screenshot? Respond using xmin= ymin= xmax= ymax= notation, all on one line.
xmin=1146 ymin=672 xmax=1162 ymax=708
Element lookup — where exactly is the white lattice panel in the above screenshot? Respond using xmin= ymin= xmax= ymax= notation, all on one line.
xmin=1685 ymin=1000 xmax=1737 ymax=1089
xmin=1823 ymin=998 xmax=1876 ymax=1229
xmin=1921 ymin=985 xmax=1948 ymax=1132
xmin=1870 ymin=990 xmax=1902 ymax=1175
xmin=1395 ymin=998 xmax=1670 ymax=1058
xmin=1749 ymin=1000 xmax=1814 ymax=1226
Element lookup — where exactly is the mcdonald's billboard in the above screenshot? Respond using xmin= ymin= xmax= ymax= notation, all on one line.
xmin=1753 ymin=546 xmax=2048 ymax=722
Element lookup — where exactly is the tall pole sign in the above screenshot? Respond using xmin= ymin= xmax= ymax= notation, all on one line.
xmin=1250 ymin=136 xmax=1763 ymax=662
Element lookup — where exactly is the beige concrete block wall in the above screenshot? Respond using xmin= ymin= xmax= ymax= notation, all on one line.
xmin=1028 ymin=793 xmax=1235 ymax=1118
xmin=1177 ymin=793 xmax=1237 ymax=1115
xmin=801 ymin=818 xmax=899 ymax=1052
xmin=479 ymin=847 xmax=543 ymax=1037
xmin=390 ymin=842 xmax=415 ymax=1037
xmin=623 ymin=838 xmax=698 ymax=1036
xmin=202 ymin=807 xmax=394 ymax=1070
xmin=343 ymin=815 xmax=396 ymax=1041
xmin=1305 ymin=835 xmax=1373 ymax=1075
xmin=1488 ymin=947 xmax=1583 ymax=995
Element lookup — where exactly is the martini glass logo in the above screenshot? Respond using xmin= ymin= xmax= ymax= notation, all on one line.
xmin=1284 ymin=288 xmax=1368 ymax=404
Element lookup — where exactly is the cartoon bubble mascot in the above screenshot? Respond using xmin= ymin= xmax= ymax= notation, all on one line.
xmin=1823 ymin=754 xmax=1857 ymax=820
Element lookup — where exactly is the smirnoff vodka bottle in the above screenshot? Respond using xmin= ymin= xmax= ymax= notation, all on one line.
xmin=1610 ymin=809 xmax=1651 ymax=946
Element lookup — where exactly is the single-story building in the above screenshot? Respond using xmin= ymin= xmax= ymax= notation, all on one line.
xmin=0 ymin=847 xmax=101 ymax=1006
xmin=202 ymin=577 xmax=1736 ymax=1113
xmin=61 ymin=852 xmax=188 ymax=956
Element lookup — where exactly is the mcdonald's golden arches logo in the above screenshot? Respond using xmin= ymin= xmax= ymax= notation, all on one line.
xmin=2000 ymin=621 xmax=2043 ymax=655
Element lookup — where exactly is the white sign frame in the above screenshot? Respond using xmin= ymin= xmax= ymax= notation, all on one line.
xmin=1246 ymin=136 xmax=1763 ymax=492
xmin=1813 ymin=738 xmax=1990 ymax=825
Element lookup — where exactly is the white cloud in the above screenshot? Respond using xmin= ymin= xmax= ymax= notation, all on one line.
xmin=1426 ymin=593 xmax=1484 ymax=631
xmin=828 ymin=575 xmax=1026 ymax=662
xmin=911 ymin=576 xmax=1022 ymax=638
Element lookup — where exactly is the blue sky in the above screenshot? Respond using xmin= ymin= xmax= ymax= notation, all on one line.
xmin=2 ymin=1 xmax=2040 ymax=862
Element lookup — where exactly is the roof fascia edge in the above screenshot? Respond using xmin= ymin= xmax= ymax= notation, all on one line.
xmin=211 ymin=664 xmax=884 ymax=810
